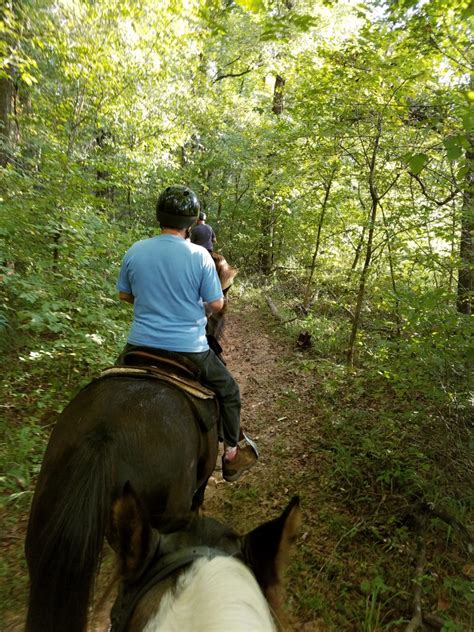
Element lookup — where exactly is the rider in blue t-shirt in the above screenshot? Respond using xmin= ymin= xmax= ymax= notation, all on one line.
xmin=117 ymin=234 xmax=221 ymax=352
xmin=117 ymin=185 xmax=257 ymax=482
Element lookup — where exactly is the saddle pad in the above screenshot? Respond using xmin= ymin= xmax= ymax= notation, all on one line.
xmin=100 ymin=366 xmax=215 ymax=400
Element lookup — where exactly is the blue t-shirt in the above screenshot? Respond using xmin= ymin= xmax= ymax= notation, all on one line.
xmin=117 ymin=234 xmax=223 ymax=352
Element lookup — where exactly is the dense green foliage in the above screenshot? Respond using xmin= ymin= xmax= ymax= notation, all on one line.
xmin=1 ymin=0 xmax=472 ymax=629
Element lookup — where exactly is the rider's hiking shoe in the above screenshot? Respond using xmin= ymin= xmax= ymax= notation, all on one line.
xmin=222 ymin=445 xmax=258 ymax=482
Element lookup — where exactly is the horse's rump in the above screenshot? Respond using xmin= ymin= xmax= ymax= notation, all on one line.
xmin=26 ymin=247 xmax=236 ymax=632
xmin=210 ymin=251 xmax=238 ymax=292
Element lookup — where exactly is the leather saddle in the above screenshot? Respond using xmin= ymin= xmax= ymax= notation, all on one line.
xmin=101 ymin=349 xmax=215 ymax=400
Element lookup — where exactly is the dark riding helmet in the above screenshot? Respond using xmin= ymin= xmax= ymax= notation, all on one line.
xmin=156 ymin=185 xmax=200 ymax=229
xmin=199 ymin=211 xmax=206 ymax=221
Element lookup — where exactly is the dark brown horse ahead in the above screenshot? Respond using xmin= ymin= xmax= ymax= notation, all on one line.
xmin=25 ymin=255 xmax=236 ymax=632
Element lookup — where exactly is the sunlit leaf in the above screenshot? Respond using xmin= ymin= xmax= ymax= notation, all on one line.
xmin=234 ymin=0 xmax=265 ymax=13
xmin=444 ymin=136 xmax=464 ymax=161
xmin=405 ymin=153 xmax=429 ymax=175
xmin=446 ymin=146 xmax=463 ymax=161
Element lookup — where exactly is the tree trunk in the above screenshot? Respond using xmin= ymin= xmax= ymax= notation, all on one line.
xmin=0 ymin=77 xmax=15 ymax=167
xmin=258 ymin=197 xmax=275 ymax=275
xmin=258 ymin=74 xmax=286 ymax=273
xmin=303 ymin=167 xmax=336 ymax=309
xmin=456 ymin=132 xmax=473 ymax=314
xmin=272 ymin=75 xmax=285 ymax=115
xmin=95 ymin=129 xmax=114 ymax=202
xmin=348 ymin=185 xmax=369 ymax=278
xmin=380 ymin=204 xmax=402 ymax=337
xmin=350 ymin=226 xmax=366 ymax=275
xmin=347 ymin=119 xmax=382 ymax=365
xmin=0 ymin=1 xmax=17 ymax=167
xmin=215 ymin=170 xmax=227 ymax=228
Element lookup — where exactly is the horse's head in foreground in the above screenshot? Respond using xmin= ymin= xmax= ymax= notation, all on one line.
xmin=109 ymin=484 xmax=301 ymax=632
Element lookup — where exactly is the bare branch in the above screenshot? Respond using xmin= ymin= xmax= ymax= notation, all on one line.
xmin=213 ymin=67 xmax=254 ymax=83
xmin=429 ymin=34 xmax=472 ymax=72
xmin=410 ymin=172 xmax=460 ymax=206
xmin=221 ymin=55 xmax=242 ymax=69
xmin=379 ymin=172 xmax=401 ymax=200
xmin=422 ymin=501 xmax=474 ymax=548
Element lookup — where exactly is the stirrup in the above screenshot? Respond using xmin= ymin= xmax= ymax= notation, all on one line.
xmin=240 ymin=430 xmax=259 ymax=460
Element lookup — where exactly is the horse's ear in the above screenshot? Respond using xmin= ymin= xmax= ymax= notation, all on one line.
xmin=242 ymin=496 xmax=301 ymax=620
xmin=110 ymin=482 xmax=154 ymax=577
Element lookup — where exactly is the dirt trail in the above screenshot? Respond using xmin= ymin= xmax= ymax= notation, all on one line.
xmin=202 ymin=304 xmax=324 ymax=630
xmin=205 ymin=306 xmax=295 ymax=498
xmin=205 ymin=304 xmax=306 ymax=500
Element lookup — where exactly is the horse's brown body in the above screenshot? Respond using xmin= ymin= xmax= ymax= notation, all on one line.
xmin=25 ymin=377 xmax=218 ymax=632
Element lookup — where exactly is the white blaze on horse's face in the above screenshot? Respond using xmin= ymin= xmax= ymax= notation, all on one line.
xmin=110 ymin=485 xmax=301 ymax=632
xmin=142 ymin=556 xmax=276 ymax=632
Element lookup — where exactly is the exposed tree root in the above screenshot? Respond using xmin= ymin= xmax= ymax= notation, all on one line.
xmin=421 ymin=501 xmax=474 ymax=550
xmin=405 ymin=520 xmax=426 ymax=632
xmin=422 ymin=612 xmax=446 ymax=630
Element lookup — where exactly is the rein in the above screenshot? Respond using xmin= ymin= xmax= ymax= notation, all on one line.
xmin=109 ymin=545 xmax=233 ymax=632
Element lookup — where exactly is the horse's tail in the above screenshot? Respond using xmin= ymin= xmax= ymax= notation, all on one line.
xmin=25 ymin=427 xmax=114 ymax=632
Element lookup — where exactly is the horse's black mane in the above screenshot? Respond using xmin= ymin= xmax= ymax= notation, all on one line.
xmin=158 ymin=513 xmax=242 ymax=557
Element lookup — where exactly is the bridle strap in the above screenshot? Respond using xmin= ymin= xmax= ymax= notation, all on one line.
xmin=110 ymin=546 xmax=230 ymax=632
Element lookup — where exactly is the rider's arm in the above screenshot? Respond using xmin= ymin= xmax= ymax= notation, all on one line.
xmin=205 ymin=297 xmax=224 ymax=313
xmin=119 ymin=291 xmax=134 ymax=304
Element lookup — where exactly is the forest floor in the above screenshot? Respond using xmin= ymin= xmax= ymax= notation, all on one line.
xmin=1 ymin=297 xmax=472 ymax=631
